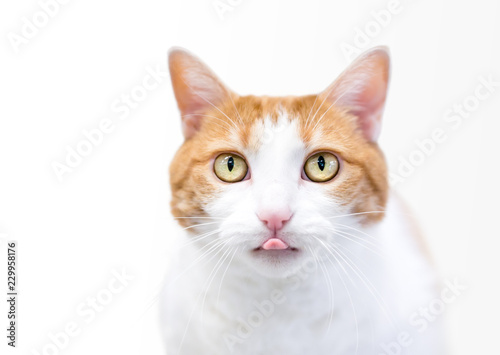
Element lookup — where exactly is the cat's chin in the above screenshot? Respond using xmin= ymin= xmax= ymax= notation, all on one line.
xmin=252 ymin=247 xmax=300 ymax=257
xmin=246 ymin=247 xmax=304 ymax=278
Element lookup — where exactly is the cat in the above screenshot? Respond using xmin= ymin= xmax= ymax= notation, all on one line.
xmin=161 ymin=47 xmax=445 ymax=355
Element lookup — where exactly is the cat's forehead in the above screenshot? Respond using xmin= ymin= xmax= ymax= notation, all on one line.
xmin=217 ymin=95 xmax=358 ymax=155
xmin=249 ymin=112 xmax=303 ymax=150
xmin=245 ymin=113 xmax=306 ymax=178
xmin=191 ymin=93 xmax=369 ymax=175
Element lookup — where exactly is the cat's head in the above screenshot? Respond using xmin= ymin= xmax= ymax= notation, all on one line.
xmin=168 ymin=47 xmax=389 ymax=278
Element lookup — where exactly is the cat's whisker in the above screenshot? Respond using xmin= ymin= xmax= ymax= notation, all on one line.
xmin=136 ymin=235 xmax=226 ymax=323
xmin=306 ymin=77 xmax=350 ymax=130
xmin=145 ymin=239 xmax=223 ymax=312
xmin=332 ymin=228 xmax=384 ymax=253
xmin=227 ymin=93 xmax=245 ymax=126
xmin=174 ymin=228 xmax=222 ymax=251
xmin=316 ymin=242 xmax=360 ymax=355
xmin=216 ymin=247 xmax=239 ymax=306
xmin=334 ymin=242 xmax=372 ymax=272
xmin=328 ymin=210 xmax=388 ymax=219
xmin=138 ymin=228 xmax=223 ymax=305
xmin=333 ymin=245 xmax=397 ymax=326
xmin=306 ymin=92 xmax=330 ymax=130
xmin=143 ymin=227 xmax=221 ymax=259
xmin=175 ymin=239 xmax=232 ymax=355
xmin=311 ymin=236 xmax=356 ymax=287
xmin=146 ymin=237 xmax=223 ymax=294
xmin=172 ymin=236 xmax=227 ymax=279
xmin=135 ymin=257 xmax=178 ymax=322
xmin=328 ymin=209 xmax=418 ymax=220
xmin=335 ymin=222 xmax=381 ymax=243
xmin=322 ymin=241 xmax=399 ymax=331
xmin=332 ymin=227 xmax=381 ymax=247
xmin=181 ymin=221 xmax=220 ymax=231
xmin=327 ymin=228 xmax=385 ymax=257
xmin=307 ymin=245 xmax=335 ymax=336
xmin=200 ymin=243 xmax=235 ymax=324
xmin=304 ymin=94 xmax=320 ymax=128
xmin=311 ymin=89 xmax=351 ymax=131
xmin=174 ymin=216 xmax=226 ymax=219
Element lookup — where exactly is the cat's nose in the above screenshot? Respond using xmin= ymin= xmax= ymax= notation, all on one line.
xmin=257 ymin=209 xmax=292 ymax=232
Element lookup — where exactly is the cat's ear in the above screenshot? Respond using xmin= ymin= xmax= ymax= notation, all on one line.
xmin=168 ymin=48 xmax=233 ymax=139
xmin=319 ymin=47 xmax=390 ymax=141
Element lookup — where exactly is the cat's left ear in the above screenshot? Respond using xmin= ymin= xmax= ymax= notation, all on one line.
xmin=168 ymin=48 xmax=234 ymax=139
xmin=319 ymin=47 xmax=390 ymax=141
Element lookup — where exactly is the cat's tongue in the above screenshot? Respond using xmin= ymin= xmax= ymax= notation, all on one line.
xmin=262 ymin=238 xmax=289 ymax=250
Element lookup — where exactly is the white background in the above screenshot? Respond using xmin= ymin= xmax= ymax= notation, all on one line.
xmin=1 ymin=0 xmax=499 ymax=354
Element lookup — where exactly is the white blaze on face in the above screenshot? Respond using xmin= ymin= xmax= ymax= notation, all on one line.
xmin=247 ymin=113 xmax=306 ymax=215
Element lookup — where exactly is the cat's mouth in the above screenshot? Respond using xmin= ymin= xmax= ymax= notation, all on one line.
xmin=253 ymin=237 xmax=299 ymax=252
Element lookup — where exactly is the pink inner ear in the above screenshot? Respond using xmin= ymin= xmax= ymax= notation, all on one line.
xmin=262 ymin=238 xmax=289 ymax=250
xmin=321 ymin=48 xmax=390 ymax=142
xmin=168 ymin=48 xmax=232 ymax=139
xmin=350 ymin=84 xmax=386 ymax=141
xmin=182 ymin=113 xmax=204 ymax=139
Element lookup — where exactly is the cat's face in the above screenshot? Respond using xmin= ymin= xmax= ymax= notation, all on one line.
xmin=168 ymin=48 xmax=389 ymax=277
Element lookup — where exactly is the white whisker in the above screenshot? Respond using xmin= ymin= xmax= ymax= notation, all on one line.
xmin=174 ymin=228 xmax=222 ymax=251
xmin=311 ymin=89 xmax=351 ymax=131
xmin=175 ymin=239 xmax=232 ymax=355
xmin=318 ymin=244 xmax=360 ymax=355
xmin=181 ymin=221 xmax=220 ymax=231
xmin=174 ymin=216 xmax=225 ymax=221
xmin=136 ymin=234 xmax=225 ymax=323
xmin=216 ymin=247 xmax=239 ymax=306
xmin=328 ymin=211 xmax=387 ymax=219
xmin=200 ymin=244 xmax=234 ymax=323
xmin=227 ymin=93 xmax=245 ymax=126
xmin=308 ymin=245 xmax=335 ymax=336
xmin=324 ymin=242 xmax=399 ymax=331
xmin=329 ymin=229 xmax=385 ymax=257
xmin=335 ymin=222 xmax=381 ymax=243
xmin=304 ymin=94 xmax=320 ymax=128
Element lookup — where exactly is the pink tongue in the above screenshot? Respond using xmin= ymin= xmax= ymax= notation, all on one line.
xmin=262 ymin=238 xmax=289 ymax=250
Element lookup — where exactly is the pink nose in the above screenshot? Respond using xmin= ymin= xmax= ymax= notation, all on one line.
xmin=258 ymin=209 xmax=292 ymax=231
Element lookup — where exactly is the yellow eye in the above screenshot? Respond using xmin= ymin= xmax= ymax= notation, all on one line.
xmin=214 ymin=153 xmax=248 ymax=183
xmin=304 ymin=152 xmax=339 ymax=182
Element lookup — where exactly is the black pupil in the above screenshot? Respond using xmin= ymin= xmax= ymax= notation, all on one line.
xmin=317 ymin=156 xmax=325 ymax=171
xmin=227 ymin=157 xmax=234 ymax=172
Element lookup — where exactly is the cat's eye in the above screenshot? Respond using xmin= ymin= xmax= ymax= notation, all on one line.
xmin=214 ymin=153 xmax=248 ymax=183
xmin=304 ymin=152 xmax=339 ymax=182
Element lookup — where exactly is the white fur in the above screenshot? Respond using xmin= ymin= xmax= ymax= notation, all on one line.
xmin=161 ymin=116 xmax=444 ymax=355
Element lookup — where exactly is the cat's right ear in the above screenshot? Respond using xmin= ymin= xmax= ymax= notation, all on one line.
xmin=318 ymin=47 xmax=390 ymax=142
xmin=168 ymin=48 xmax=233 ymax=139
